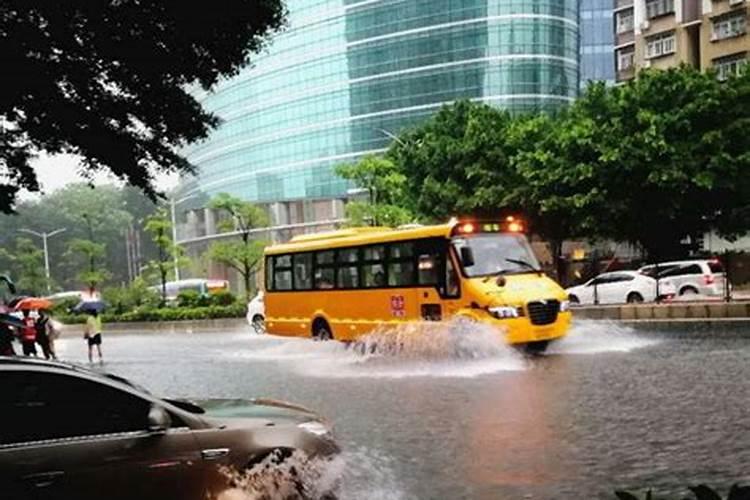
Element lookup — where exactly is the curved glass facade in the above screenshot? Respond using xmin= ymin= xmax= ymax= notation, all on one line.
xmin=177 ymin=0 xmax=579 ymax=219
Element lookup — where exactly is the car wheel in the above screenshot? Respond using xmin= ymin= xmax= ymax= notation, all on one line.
xmin=680 ymin=287 xmax=699 ymax=296
xmin=568 ymin=294 xmax=579 ymax=304
xmin=626 ymin=292 xmax=644 ymax=304
xmin=251 ymin=314 xmax=265 ymax=334
xmin=312 ymin=318 xmax=333 ymax=341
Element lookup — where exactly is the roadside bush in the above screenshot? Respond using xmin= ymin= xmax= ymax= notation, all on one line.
xmin=208 ymin=290 xmax=236 ymax=306
xmin=56 ymin=302 xmax=246 ymax=324
xmin=177 ymin=290 xmax=210 ymax=308
xmin=103 ymin=278 xmax=160 ymax=314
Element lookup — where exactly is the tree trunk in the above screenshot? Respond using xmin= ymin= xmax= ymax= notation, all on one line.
xmin=550 ymin=239 xmax=565 ymax=285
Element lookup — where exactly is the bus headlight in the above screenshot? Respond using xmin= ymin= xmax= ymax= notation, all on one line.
xmin=559 ymin=300 xmax=571 ymax=312
xmin=488 ymin=306 xmax=520 ymax=319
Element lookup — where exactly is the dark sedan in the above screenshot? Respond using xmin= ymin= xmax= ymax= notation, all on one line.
xmin=0 ymin=357 xmax=339 ymax=500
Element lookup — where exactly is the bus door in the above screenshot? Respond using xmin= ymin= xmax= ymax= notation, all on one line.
xmin=415 ymin=239 xmax=461 ymax=321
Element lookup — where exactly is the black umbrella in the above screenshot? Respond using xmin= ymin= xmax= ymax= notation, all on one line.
xmin=73 ymin=300 xmax=106 ymax=314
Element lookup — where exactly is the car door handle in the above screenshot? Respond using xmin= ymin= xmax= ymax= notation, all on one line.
xmin=201 ymin=448 xmax=230 ymax=460
xmin=22 ymin=470 xmax=65 ymax=488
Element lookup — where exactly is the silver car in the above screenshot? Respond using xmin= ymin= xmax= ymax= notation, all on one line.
xmin=638 ymin=259 xmax=728 ymax=297
xmin=0 ymin=357 xmax=339 ymax=500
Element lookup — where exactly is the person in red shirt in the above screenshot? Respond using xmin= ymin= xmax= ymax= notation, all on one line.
xmin=20 ymin=310 xmax=37 ymax=356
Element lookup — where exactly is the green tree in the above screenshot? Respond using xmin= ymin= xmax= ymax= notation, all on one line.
xmin=564 ymin=66 xmax=750 ymax=259
xmin=206 ymin=194 xmax=269 ymax=301
xmin=335 ymin=155 xmax=413 ymax=226
xmin=389 ymin=100 xmax=523 ymax=221
xmin=66 ymin=238 xmax=110 ymax=294
xmin=0 ymin=183 xmax=156 ymax=290
xmin=0 ymin=238 xmax=48 ymax=296
xmin=143 ymin=207 xmax=187 ymax=305
xmin=1 ymin=1 xmax=285 ymax=212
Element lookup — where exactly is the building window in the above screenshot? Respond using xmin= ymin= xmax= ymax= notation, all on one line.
xmin=646 ymin=0 xmax=674 ymax=19
xmin=712 ymin=13 xmax=747 ymax=41
xmin=645 ymin=32 xmax=676 ymax=59
xmin=714 ymin=52 xmax=748 ymax=80
xmin=617 ymin=47 xmax=635 ymax=71
xmin=616 ymin=10 xmax=634 ymax=34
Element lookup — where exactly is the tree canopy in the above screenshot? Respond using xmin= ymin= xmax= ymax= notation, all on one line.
xmin=0 ymin=183 xmax=158 ymax=290
xmin=207 ymin=193 xmax=269 ymax=300
xmin=385 ymin=66 xmax=750 ymax=260
xmin=0 ymin=0 xmax=285 ymax=211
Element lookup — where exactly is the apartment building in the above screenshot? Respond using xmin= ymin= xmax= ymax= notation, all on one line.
xmin=614 ymin=0 xmax=749 ymax=82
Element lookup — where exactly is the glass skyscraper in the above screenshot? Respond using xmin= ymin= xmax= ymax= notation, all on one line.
xmin=579 ymin=0 xmax=615 ymax=88
xmin=176 ymin=0 xmax=580 ymax=235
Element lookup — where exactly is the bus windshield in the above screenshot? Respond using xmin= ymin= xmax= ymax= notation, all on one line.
xmin=452 ymin=233 xmax=541 ymax=278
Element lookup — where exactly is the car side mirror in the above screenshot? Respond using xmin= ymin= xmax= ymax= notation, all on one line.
xmin=148 ymin=404 xmax=171 ymax=434
xmin=460 ymin=247 xmax=475 ymax=267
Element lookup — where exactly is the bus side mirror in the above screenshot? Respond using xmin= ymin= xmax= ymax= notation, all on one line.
xmin=460 ymin=247 xmax=475 ymax=267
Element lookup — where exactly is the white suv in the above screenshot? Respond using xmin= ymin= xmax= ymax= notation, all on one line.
xmin=638 ymin=260 xmax=727 ymax=297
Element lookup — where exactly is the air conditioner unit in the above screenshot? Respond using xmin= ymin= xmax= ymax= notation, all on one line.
xmin=641 ymin=20 xmax=651 ymax=30
xmin=643 ymin=59 xmax=652 ymax=68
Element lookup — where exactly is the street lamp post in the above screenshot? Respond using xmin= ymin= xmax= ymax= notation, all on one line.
xmin=18 ymin=228 xmax=67 ymax=293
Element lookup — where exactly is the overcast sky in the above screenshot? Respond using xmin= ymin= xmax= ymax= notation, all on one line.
xmin=25 ymin=153 xmax=180 ymax=200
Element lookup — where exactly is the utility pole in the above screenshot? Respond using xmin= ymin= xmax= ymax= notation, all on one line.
xmin=18 ymin=228 xmax=67 ymax=294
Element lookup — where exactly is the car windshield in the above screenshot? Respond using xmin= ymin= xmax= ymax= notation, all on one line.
xmin=452 ymin=233 xmax=541 ymax=278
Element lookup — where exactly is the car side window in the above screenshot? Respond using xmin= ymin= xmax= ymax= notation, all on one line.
xmin=661 ymin=264 xmax=702 ymax=277
xmin=2 ymin=371 xmax=152 ymax=445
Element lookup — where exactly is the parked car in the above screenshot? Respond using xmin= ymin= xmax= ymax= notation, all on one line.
xmin=246 ymin=291 xmax=265 ymax=333
xmin=566 ymin=271 xmax=676 ymax=305
xmin=638 ymin=259 xmax=727 ymax=297
xmin=0 ymin=357 xmax=339 ymax=500
xmin=149 ymin=279 xmax=230 ymax=302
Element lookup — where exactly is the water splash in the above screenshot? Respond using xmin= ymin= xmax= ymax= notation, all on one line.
xmin=235 ymin=319 xmax=526 ymax=379
xmin=548 ymin=319 xmax=660 ymax=355
xmin=214 ymin=447 xmax=408 ymax=500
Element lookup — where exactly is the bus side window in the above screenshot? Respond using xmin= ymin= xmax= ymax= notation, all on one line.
xmin=273 ymin=255 xmax=293 ymax=291
xmin=315 ymin=251 xmax=336 ymax=289
xmin=293 ymin=253 xmax=313 ymax=290
xmin=387 ymin=242 xmax=415 ymax=287
xmin=336 ymin=248 xmax=359 ymax=289
xmin=361 ymin=245 xmax=386 ymax=288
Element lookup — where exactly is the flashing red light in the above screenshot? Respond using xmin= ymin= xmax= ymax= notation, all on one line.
xmin=505 ymin=215 xmax=515 ymax=222
xmin=460 ymin=222 xmax=475 ymax=234
xmin=508 ymin=222 xmax=523 ymax=233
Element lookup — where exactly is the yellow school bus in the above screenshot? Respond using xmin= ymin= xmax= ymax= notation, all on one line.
xmin=263 ymin=219 xmax=571 ymax=350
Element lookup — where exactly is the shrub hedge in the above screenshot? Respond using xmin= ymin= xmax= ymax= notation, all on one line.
xmin=56 ymin=302 xmax=245 ymax=325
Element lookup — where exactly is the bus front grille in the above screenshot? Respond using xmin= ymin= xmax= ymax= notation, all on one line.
xmin=527 ymin=300 xmax=560 ymax=326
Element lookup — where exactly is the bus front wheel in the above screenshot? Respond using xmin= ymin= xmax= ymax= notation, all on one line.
xmin=312 ymin=318 xmax=333 ymax=341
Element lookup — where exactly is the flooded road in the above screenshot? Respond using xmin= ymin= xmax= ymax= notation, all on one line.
xmin=54 ymin=321 xmax=750 ymax=499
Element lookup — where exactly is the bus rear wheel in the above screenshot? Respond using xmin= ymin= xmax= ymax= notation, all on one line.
xmin=312 ymin=319 xmax=333 ymax=341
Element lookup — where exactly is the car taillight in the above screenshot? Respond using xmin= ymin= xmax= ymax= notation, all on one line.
xmin=704 ymin=275 xmax=715 ymax=285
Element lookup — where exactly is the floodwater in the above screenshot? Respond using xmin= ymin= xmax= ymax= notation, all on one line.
xmin=53 ymin=320 xmax=750 ymax=499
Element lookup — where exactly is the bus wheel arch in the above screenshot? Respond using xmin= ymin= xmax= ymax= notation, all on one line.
xmin=312 ymin=317 xmax=333 ymax=341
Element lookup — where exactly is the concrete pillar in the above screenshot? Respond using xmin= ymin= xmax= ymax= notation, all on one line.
xmin=204 ymin=208 xmax=216 ymax=236
xmin=186 ymin=210 xmax=199 ymax=239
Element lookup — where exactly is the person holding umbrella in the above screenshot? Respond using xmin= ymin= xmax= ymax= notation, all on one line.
xmin=84 ymin=310 xmax=103 ymax=363
xmin=76 ymin=299 xmax=106 ymax=363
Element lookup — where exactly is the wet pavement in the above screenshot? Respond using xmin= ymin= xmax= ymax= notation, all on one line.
xmin=51 ymin=320 xmax=750 ymax=499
